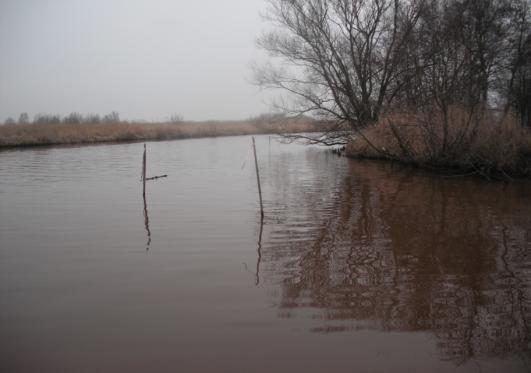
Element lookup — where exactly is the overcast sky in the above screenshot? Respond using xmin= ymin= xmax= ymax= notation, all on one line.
xmin=0 ymin=0 xmax=274 ymax=122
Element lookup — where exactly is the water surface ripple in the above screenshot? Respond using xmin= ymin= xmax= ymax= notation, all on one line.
xmin=1 ymin=135 xmax=530 ymax=373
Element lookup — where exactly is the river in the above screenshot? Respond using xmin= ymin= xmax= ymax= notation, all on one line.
xmin=1 ymin=135 xmax=530 ymax=372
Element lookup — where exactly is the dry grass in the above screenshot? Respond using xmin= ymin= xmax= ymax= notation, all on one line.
xmin=347 ymin=108 xmax=531 ymax=178
xmin=0 ymin=118 xmax=321 ymax=148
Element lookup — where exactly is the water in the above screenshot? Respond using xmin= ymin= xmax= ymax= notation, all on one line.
xmin=1 ymin=135 xmax=530 ymax=373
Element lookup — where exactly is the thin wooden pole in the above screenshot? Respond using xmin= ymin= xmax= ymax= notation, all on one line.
xmin=142 ymin=144 xmax=147 ymax=198
xmin=252 ymin=137 xmax=264 ymax=218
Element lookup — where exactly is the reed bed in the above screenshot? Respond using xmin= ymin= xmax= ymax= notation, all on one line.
xmin=346 ymin=109 xmax=531 ymax=179
xmin=0 ymin=118 xmax=320 ymax=148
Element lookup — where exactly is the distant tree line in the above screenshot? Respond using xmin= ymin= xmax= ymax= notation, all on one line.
xmin=258 ymin=0 xmax=531 ymax=150
xmin=3 ymin=111 xmax=121 ymax=125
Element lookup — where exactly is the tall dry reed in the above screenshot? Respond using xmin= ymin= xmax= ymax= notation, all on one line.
xmin=0 ymin=119 xmax=320 ymax=148
xmin=347 ymin=108 xmax=531 ymax=178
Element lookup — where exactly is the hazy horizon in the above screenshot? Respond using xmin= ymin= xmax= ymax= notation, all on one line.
xmin=0 ymin=0 xmax=275 ymax=123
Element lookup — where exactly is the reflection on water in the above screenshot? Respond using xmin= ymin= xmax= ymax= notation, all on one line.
xmin=256 ymin=216 xmax=264 ymax=285
xmin=1 ymin=137 xmax=530 ymax=372
xmin=260 ymin=156 xmax=531 ymax=365
xmin=142 ymin=191 xmax=151 ymax=250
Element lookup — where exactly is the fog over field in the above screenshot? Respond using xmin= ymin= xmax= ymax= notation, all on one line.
xmin=0 ymin=0 xmax=271 ymax=122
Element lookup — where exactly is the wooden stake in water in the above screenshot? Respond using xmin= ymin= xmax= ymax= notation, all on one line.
xmin=140 ymin=143 xmax=168 ymax=251
xmin=252 ymin=137 xmax=264 ymax=218
xmin=142 ymin=144 xmax=147 ymax=198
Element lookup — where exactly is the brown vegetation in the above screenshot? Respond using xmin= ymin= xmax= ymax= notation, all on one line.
xmin=0 ymin=117 xmax=321 ymax=148
xmin=346 ymin=108 xmax=531 ymax=178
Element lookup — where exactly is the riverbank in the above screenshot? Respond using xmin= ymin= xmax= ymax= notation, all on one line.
xmin=345 ymin=112 xmax=531 ymax=180
xmin=0 ymin=118 xmax=322 ymax=148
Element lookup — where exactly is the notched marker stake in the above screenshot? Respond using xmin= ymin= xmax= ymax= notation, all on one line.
xmin=141 ymin=144 xmax=168 ymax=188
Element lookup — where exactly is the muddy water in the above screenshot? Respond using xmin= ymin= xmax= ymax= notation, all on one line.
xmin=0 ymin=135 xmax=530 ymax=372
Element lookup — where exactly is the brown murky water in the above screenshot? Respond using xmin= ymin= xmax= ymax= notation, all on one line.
xmin=1 ymin=135 xmax=530 ymax=372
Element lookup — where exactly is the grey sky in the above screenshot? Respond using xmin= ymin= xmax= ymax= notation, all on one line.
xmin=0 ymin=0 xmax=273 ymax=122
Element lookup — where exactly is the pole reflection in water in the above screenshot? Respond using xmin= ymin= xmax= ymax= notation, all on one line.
xmin=143 ymin=190 xmax=151 ymax=251
xmin=259 ymin=152 xmax=531 ymax=366
xmin=255 ymin=215 xmax=264 ymax=285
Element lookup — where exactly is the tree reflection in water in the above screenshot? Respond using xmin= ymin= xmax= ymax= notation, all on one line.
xmin=259 ymin=153 xmax=531 ymax=365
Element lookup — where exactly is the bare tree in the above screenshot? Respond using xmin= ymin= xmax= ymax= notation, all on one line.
xmin=63 ymin=112 xmax=83 ymax=124
xmin=169 ymin=114 xmax=184 ymax=124
xmin=505 ymin=1 xmax=531 ymax=127
xmin=391 ymin=0 xmax=531 ymax=160
xmin=257 ymin=0 xmax=530 ymax=157
xmin=33 ymin=114 xmax=61 ymax=124
xmin=18 ymin=112 xmax=29 ymax=125
xmin=510 ymin=33 xmax=531 ymax=127
xmin=4 ymin=117 xmax=16 ymax=125
xmin=102 ymin=111 xmax=120 ymax=123
xmin=256 ymin=0 xmax=426 ymax=148
xmin=84 ymin=114 xmax=101 ymax=124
